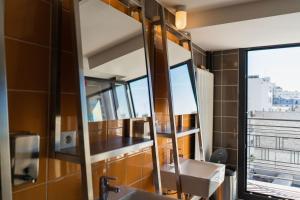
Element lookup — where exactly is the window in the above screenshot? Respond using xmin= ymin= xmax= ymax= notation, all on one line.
xmin=86 ymin=79 xmax=133 ymax=121
xmin=86 ymin=77 xmax=152 ymax=121
xmin=129 ymin=77 xmax=151 ymax=118
xmin=239 ymin=45 xmax=300 ymax=200
xmin=170 ymin=61 xmax=197 ymax=115
xmin=114 ymin=84 xmax=132 ymax=119
xmin=87 ymin=89 xmax=116 ymax=121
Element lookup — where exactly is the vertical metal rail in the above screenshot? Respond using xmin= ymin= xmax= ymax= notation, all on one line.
xmin=141 ymin=0 xmax=162 ymax=194
xmin=124 ymin=84 xmax=134 ymax=118
xmin=50 ymin=0 xmax=62 ymax=157
xmin=50 ymin=0 xmax=94 ymax=199
xmin=72 ymin=1 xmax=94 ymax=199
xmin=158 ymin=6 xmax=183 ymax=199
xmin=187 ymin=39 xmax=206 ymax=161
xmin=0 ymin=0 xmax=13 ymax=199
xmin=111 ymin=82 xmax=120 ymax=119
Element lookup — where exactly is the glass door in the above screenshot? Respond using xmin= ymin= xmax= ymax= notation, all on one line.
xmin=240 ymin=45 xmax=300 ymax=200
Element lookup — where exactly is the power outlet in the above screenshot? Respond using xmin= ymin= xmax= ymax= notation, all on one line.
xmin=60 ymin=131 xmax=76 ymax=149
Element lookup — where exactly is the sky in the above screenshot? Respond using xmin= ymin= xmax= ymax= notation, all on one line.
xmin=129 ymin=77 xmax=151 ymax=117
xmin=248 ymin=46 xmax=300 ymax=91
xmin=171 ymin=64 xmax=197 ymax=115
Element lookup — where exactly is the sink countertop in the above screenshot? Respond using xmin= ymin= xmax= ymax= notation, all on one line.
xmin=107 ymin=186 xmax=173 ymax=200
xmin=107 ymin=187 xmax=135 ymax=200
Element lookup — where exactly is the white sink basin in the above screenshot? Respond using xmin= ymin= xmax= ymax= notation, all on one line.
xmin=161 ymin=159 xmax=225 ymax=198
xmin=107 ymin=187 xmax=173 ymax=200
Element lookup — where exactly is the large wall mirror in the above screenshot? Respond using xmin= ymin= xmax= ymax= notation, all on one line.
xmin=80 ymin=0 xmax=151 ymax=123
xmin=51 ymin=1 xmax=161 ymax=197
xmin=73 ymin=0 xmax=156 ymax=145
xmin=151 ymin=23 xmax=199 ymax=135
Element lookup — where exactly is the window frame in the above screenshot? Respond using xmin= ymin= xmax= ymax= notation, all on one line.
xmin=85 ymin=77 xmax=132 ymax=120
xmin=127 ymin=75 xmax=151 ymax=118
xmin=169 ymin=59 xmax=198 ymax=115
xmin=238 ymin=43 xmax=300 ymax=200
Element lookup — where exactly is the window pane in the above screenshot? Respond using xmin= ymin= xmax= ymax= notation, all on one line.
xmin=247 ymin=47 xmax=300 ymax=199
xmin=129 ymin=77 xmax=151 ymax=117
xmin=87 ymin=89 xmax=116 ymax=121
xmin=114 ymin=84 xmax=131 ymax=119
xmin=170 ymin=63 xmax=197 ymax=115
xmin=87 ymin=95 xmax=103 ymax=121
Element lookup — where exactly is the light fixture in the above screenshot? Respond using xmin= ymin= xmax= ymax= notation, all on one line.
xmin=175 ymin=5 xmax=187 ymax=30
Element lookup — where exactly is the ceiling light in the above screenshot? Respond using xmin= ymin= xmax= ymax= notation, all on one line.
xmin=175 ymin=5 xmax=187 ymax=30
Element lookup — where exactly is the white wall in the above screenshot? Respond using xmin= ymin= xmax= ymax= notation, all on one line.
xmin=248 ymin=77 xmax=273 ymax=112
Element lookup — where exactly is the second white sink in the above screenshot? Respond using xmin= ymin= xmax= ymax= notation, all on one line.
xmin=161 ymin=158 xmax=225 ymax=198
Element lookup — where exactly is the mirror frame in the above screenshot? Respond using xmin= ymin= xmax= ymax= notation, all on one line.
xmin=150 ymin=5 xmax=205 ymax=198
xmin=81 ymin=1 xmax=155 ymax=122
xmin=164 ymin=27 xmax=205 ymax=160
xmin=139 ymin=1 xmax=162 ymax=192
xmin=0 ymin=0 xmax=13 ymax=199
xmin=50 ymin=0 xmax=162 ymax=198
xmin=72 ymin=0 xmax=161 ymax=195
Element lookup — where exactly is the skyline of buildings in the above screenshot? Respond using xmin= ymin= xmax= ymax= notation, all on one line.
xmin=248 ymin=75 xmax=300 ymax=112
xmin=247 ymin=75 xmax=300 ymax=196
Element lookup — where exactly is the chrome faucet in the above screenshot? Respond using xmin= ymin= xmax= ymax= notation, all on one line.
xmin=100 ymin=176 xmax=120 ymax=200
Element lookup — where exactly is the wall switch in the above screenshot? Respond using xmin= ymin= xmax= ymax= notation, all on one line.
xmin=60 ymin=131 xmax=76 ymax=149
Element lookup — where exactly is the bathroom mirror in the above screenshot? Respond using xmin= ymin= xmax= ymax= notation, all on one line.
xmin=50 ymin=1 xmax=161 ymax=197
xmin=79 ymin=0 xmax=151 ymax=122
xmin=167 ymin=39 xmax=198 ymax=115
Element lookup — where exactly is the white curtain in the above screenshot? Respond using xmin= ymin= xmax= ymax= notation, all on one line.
xmin=195 ymin=69 xmax=214 ymax=161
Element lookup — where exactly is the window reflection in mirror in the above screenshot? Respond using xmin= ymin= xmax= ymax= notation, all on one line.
xmin=114 ymin=84 xmax=132 ymax=119
xmin=129 ymin=77 xmax=151 ymax=118
xmin=167 ymin=39 xmax=198 ymax=115
xmin=170 ymin=62 xmax=197 ymax=115
xmin=79 ymin=0 xmax=151 ymax=122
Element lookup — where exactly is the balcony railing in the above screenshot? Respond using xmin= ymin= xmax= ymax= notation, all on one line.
xmin=247 ymin=117 xmax=300 ymax=199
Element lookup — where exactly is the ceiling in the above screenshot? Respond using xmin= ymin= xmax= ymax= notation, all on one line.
xmin=189 ymin=12 xmax=300 ymax=51
xmin=79 ymin=0 xmax=142 ymax=56
xmin=157 ymin=0 xmax=258 ymax=12
xmin=80 ymin=0 xmax=145 ymax=80
xmin=80 ymin=0 xmax=191 ymax=81
xmin=167 ymin=40 xmax=191 ymax=66
xmin=84 ymin=48 xmax=147 ymax=81
xmin=84 ymin=39 xmax=192 ymax=81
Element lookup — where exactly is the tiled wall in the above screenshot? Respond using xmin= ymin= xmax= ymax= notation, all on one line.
xmin=4 ymin=0 xmax=206 ymax=199
xmin=5 ymin=0 xmax=154 ymax=199
xmin=211 ymin=49 xmax=239 ymax=167
xmin=5 ymin=0 xmax=51 ymax=199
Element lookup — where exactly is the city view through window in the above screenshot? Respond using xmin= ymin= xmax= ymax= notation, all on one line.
xmin=247 ymin=46 xmax=300 ymax=199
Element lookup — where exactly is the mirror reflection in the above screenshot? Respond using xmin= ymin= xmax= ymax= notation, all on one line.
xmin=167 ymin=39 xmax=198 ymax=115
xmin=79 ymin=0 xmax=151 ymax=122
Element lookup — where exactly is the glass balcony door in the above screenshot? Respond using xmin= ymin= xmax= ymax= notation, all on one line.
xmin=239 ymin=45 xmax=300 ymax=200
